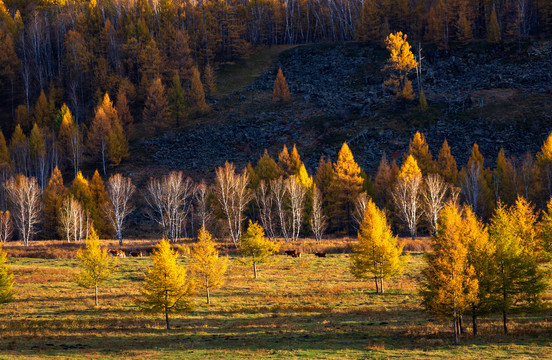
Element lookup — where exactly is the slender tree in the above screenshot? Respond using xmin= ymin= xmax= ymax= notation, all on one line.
xmin=419 ymin=204 xmax=478 ymax=345
xmin=3 ymin=175 xmax=42 ymax=247
xmin=137 ymin=239 xmax=195 ymax=330
xmin=238 ymin=221 xmax=280 ymax=279
xmin=273 ymin=67 xmax=290 ymax=102
xmin=105 ymin=174 xmax=135 ymax=245
xmin=189 ymin=227 xmax=227 ymax=304
xmin=351 ymin=199 xmax=407 ymax=294
xmin=74 ymin=227 xmax=116 ymax=306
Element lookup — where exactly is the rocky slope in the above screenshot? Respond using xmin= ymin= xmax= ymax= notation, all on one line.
xmin=138 ymin=41 xmax=552 ymax=179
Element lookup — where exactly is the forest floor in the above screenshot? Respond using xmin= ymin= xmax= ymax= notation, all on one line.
xmin=1 ymin=238 xmax=551 ymax=359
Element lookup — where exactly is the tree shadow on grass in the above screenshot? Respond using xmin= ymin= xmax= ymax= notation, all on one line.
xmin=1 ymin=309 xmax=551 ymax=356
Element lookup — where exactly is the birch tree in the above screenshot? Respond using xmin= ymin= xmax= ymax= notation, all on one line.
xmin=214 ymin=162 xmax=251 ymax=247
xmin=3 ymin=175 xmax=42 ymax=247
xmin=105 ymin=173 xmax=135 ymax=245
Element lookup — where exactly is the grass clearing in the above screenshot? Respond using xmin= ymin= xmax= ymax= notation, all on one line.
xmin=0 ymin=239 xmax=551 ymax=359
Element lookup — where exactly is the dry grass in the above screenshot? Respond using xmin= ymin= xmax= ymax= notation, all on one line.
xmin=0 ymin=238 xmax=551 ymax=359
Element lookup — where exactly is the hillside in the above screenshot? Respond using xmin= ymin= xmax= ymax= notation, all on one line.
xmin=127 ymin=41 xmax=552 ymax=183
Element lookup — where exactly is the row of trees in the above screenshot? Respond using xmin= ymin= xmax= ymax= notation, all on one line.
xmin=350 ymin=193 xmax=551 ymax=344
xmin=0 ymin=220 xmax=280 ymax=329
xmin=4 ymin=130 xmax=552 ymax=245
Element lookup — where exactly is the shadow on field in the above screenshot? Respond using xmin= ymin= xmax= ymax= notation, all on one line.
xmin=2 ymin=310 xmax=551 ymax=356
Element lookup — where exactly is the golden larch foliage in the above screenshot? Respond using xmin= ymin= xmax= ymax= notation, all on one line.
xmin=350 ymin=199 xmax=407 ymax=293
xmin=419 ymin=204 xmax=478 ymax=344
xmin=238 ymin=221 xmax=280 ymax=279
xmin=407 ymin=131 xmax=435 ymax=175
xmin=137 ymin=238 xmax=195 ymax=329
xmin=383 ymin=32 xmax=418 ymax=100
xmin=190 ymin=227 xmax=228 ymax=304
xmin=398 ymin=155 xmax=421 ymax=182
xmin=43 ymin=167 xmax=67 ymax=239
xmin=74 ymin=227 xmax=116 ymax=306
xmin=437 ymin=139 xmax=458 ymax=184
xmin=272 ymin=67 xmax=290 ymax=102
xmin=0 ymin=243 xmax=14 ymax=304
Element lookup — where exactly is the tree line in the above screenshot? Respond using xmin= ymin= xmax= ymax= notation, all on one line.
xmin=3 ymin=130 xmax=552 ymax=245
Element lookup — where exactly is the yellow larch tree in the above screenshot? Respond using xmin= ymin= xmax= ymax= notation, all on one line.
xmin=537 ymin=131 xmax=552 ymax=198
xmin=42 ymin=167 xmax=67 ymax=239
xmin=137 ymin=239 xmax=195 ymax=329
xmin=437 ymin=139 xmax=458 ymax=184
xmin=74 ymin=227 xmax=117 ymax=306
xmin=330 ymin=142 xmax=364 ymax=233
xmin=0 ymin=243 xmax=14 ymax=304
xmin=462 ymin=207 xmax=493 ymax=336
xmin=419 ymin=204 xmax=478 ymax=345
xmin=350 ymin=199 xmax=407 ymax=293
xmin=383 ymin=32 xmax=418 ymax=100
xmin=407 ymin=131 xmax=435 ymax=175
xmin=238 ymin=221 xmax=280 ymax=279
xmin=190 ymin=227 xmax=227 ymax=305
xmin=272 ymin=67 xmax=290 ymax=102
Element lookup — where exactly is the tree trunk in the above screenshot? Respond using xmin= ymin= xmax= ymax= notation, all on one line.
xmin=118 ymin=231 xmax=123 ymax=246
xmin=458 ymin=315 xmax=463 ymax=334
xmin=374 ymin=275 xmax=379 ymax=294
xmin=503 ymin=310 xmax=508 ymax=334
xmin=206 ymin=276 xmax=210 ymax=305
xmin=472 ymin=304 xmax=478 ymax=336
xmin=453 ymin=302 xmax=458 ymax=345
xmin=253 ymin=262 xmax=257 ymax=279
xmin=95 ymin=285 xmax=98 ymax=306
xmin=165 ymin=306 xmax=171 ymax=330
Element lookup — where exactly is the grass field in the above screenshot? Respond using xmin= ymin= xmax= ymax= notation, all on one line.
xmin=1 ymin=239 xmax=551 ymax=359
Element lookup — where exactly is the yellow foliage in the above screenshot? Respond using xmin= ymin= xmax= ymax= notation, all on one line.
xmin=238 ymin=221 xmax=280 ymax=278
xmin=407 ymin=131 xmax=435 ymax=174
xmin=298 ymin=164 xmax=313 ymax=189
xmin=190 ymin=227 xmax=228 ymax=304
xmin=398 ymin=155 xmax=421 ymax=181
xmin=74 ymin=227 xmax=117 ymax=306
xmin=272 ymin=67 xmax=290 ymax=102
xmin=138 ymin=238 xmax=195 ymax=329
xmin=0 ymin=243 xmax=14 ymax=304
xmin=350 ymin=199 xmax=407 ymax=293
xmin=383 ymin=32 xmax=418 ymax=100
xmin=419 ymin=204 xmax=478 ymax=326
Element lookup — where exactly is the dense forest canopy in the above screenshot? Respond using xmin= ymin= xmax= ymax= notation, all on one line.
xmin=0 ymin=0 xmax=551 ymax=132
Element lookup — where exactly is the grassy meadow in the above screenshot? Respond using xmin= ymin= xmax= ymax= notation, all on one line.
xmin=0 ymin=238 xmax=551 ymax=359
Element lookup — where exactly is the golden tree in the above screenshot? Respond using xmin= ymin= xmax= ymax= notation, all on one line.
xmin=462 ymin=206 xmax=493 ymax=336
xmin=74 ymin=227 xmax=116 ymax=306
xmin=437 ymin=139 xmax=458 ymax=184
xmin=488 ymin=202 xmax=548 ymax=334
xmin=189 ymin=66 xmax=209 ymax=114
xmin=137 ymin=239 xmax=195 ymax=329
xmin=383 ymin=32 xmax=418 ymax=100
xmin=238 ymin=221 xmax=280 ymax=279
xmin=407 ymin=131 xmax=435 ymax=175
xmin=0 ymin=243 xmax=14 ymax=304
xmin=350 ymin=199 xmax=407 ymax=293
xmin=330 ymin=142 xmax=364 ymax=233
xmin=537 ymin=131 xmax=552 ymax=198
xmin=272 ymin=67 xmax=290 ymax=102
xmin=107 ymin=118 xmax=129 ymax=167
xmin=143 ymin=77 xmax=170 ymax=135
xmin=42 ymin=167 xmax=67 ymax=239
xmin=190 ymin=227 xmax=228 ymax=304
xmin=419 ymin=204 xmax=478 ymax=345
